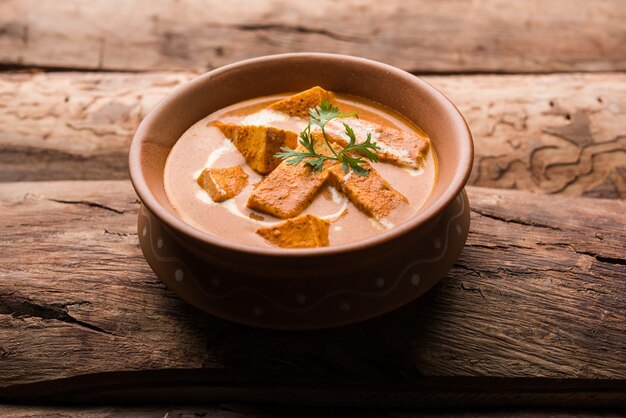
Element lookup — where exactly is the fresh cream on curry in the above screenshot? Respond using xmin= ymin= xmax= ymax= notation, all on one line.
xmin=164 ymin=87 xmax=437 ymax=249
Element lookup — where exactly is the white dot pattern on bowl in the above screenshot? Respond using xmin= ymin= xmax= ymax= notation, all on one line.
xmin=140 ymin=191 xmax=467 ymax=316
xmin=411 ymin=274 xmax=421 ymax=286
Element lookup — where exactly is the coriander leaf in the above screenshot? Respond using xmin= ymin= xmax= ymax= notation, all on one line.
xmin=275 ymin=146 xmax=318 ymax=167
xmin=351 ymin=164 xmax=369 ymax=176
xmin=339 ymin=152 xmax=369 ymax=176
xmin=309 ymin=100 xmax=344 ymax=128
xmin=305 ymin=156 xmax=326 ymax=172
xmin=274 ymin=98 xmax=380 ymax=176
xmin=345 ymin=132 xmax=380 ymax=162
xmin=343 ymin=122 xmax=356 ymax=147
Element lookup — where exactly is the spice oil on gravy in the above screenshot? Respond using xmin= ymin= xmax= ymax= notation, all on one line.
xmin=164 ymin=93 xmax=438 ymax=248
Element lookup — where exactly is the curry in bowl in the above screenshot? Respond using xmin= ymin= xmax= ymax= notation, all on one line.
xmin=131 ymin=52 xmax=473 ymax=328
xmin=164 ymin=87 xmax=437 ymax=249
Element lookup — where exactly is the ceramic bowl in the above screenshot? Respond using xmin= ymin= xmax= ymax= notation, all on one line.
xmin=129 ymin=53 xmax=473 ymax=330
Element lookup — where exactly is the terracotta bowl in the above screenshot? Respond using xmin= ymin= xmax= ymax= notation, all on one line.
xmin=129 ymin=53 xmax=473 ymax=330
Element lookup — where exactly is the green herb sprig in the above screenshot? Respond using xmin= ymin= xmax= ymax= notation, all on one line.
xmin=274 ymin=100 xmax=380 ymax=176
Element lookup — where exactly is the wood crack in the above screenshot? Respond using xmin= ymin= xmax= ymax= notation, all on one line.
xmin=465 ymin=243 xmax=532 ymax=251
xmin=460 ymin=282 xmax=487 ymax=300
xmin=537 ymin=242 xmax=626 ymax=266
xmin=0 ymin=295 xmax=115 ymax=336
xmin=103 ymin=228 xmax=137 ymax=237
xmin=0 ymin=346 xmax=9 ymax=359
xmin=452 ymin=264 xmax=488 ymax=300
xmin=48 ymin=199 xmax=126 ymax=214
xmin=233 ymin=23 xmax=366 ymax=43
xmin=470 ymin=208 xmax=563 ymax=231
xmin=575 ymin=250 xmax=626 ymax=267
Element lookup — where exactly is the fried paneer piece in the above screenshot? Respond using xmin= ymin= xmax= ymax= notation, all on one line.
xmin=325 ymin=118 xmax=430 ymax=169
xmin=215 ymin=122 xmax=298 ymax=175
xmin=247 ymin=163 xmax=329 ymax=219
xmin=197 ymin=166 xmax=248 ymax=203
xmin=328 ymin=163 xmax=408 ymax=220
xmin=256 ymin=214 xmax=330 ymax=248
xmin=247 ymin=133 xmax=341 ymax=218
xmin=268 ymin=86 xmax=333 ymax=118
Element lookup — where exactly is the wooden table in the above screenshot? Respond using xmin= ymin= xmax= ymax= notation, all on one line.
xmin=1 ymin=1 xmax=625 ymax=415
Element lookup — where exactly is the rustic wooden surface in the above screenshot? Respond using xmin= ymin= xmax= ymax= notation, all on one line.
xmin=1 ymin=181 xmax=624 ymax=393
xmin=1 ymin=0 xmax=626 ymax=73
xmin=2 ymin=0 xmax=626 ymax=412
xmin=2 ymin=405 xmax=624 ymax=418
xmin=1 ymin=71 xmax=625 ymax=197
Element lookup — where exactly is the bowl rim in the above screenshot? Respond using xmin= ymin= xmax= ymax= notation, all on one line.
xmin=129 ymin=52 xmax=473 ymax=258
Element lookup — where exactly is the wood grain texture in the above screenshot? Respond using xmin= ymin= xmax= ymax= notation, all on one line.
xmin=1 ymin=71 xmax=624 ymax=198
xmin=0 ymin=71 xmax=194 ymax=181
xmin=1 ymin=181 xmax=624 ymax=389
xmin=1 ymin=0 xmax=626 ymax=73
xmin=429 ymin=74 xmax=626 ymax=199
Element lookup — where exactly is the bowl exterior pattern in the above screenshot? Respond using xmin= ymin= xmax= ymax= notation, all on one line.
xmin=137 ymin=190 xmax=470 ymax=329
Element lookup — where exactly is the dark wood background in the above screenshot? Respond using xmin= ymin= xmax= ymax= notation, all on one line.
xmin=0 ymin=0 xmax=625 ymax=416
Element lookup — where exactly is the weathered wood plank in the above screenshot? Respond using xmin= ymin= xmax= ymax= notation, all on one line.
xmin=0 ymin=181 xmax=624 ymax=389
xmin=430 ymin=75 xmax=626 ymax=198
xmin=0 ymin=405 xmax=622 ymax=418
xmin=0 ymin=71 xmax=194 ymax=181
xmin=1 ymin=0 xmax=625 ymax=73
xmin=3 ymin=371 xmax=625 ymax=406
xmin=2 ymin=370 xmax=625 ymax=407
xmin=1 ymin=71 xmax=625 ymax=198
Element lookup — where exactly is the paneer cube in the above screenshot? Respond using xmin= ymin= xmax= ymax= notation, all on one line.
xmin=268 ymin=86 xmax=333 ymax=118
xmin=247 ymin=162 xmax=329 ymax=219
xmin=256 ymin=214 xmax=330 ymax=248
xmin=328 ymin=163 xmax=408 ymax=220
xmin=215 ymin=122 xmax=298 ymax=175
xmin=325 ymin=118 xmax=430 ymax=169
xmin=197 ymin=166 xmax=248 ymax=203
xmin=247 ymin=133 xmax=341 ymax=218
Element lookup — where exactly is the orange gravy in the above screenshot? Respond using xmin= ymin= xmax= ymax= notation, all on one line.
xmin=164 ymin=93 xmax=438 ymax=248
